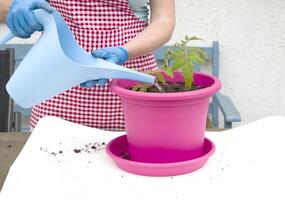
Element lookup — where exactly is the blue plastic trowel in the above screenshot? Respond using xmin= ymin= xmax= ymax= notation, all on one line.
xmin=0 ymin=9 xmax=155 ymax=108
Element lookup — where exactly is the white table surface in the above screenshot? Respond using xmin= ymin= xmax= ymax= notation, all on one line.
xmin=0 ymin=116 xmax=285 ymax=200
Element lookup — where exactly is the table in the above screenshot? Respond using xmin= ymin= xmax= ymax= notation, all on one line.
xmin=0 ymin=128 xmax=223 ymax=190
xmin=0 ymin=116 xmax=284 ymax=200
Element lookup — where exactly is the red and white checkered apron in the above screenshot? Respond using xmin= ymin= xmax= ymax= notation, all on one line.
xmin=30 ymin=0 xmax=157 ymax=130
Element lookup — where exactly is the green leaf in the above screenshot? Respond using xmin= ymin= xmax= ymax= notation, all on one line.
xmin=140 ymin=83 xmax=150 ymax=92
xmin=188 ymin=51 xmax=205 ymax=64
xmin=132 ymin=83 xmax=151 ymax=92
xmin=181 ymin=62 xmax=194 ymax=89
xmin=171 ymin=50 xmax=184 ymax=60
xmin=172 ymin=59 xmax=185 ymax=71
xmin=188 ymin=36 xmax=203 ymax=41
xmin=192 ymin=48 xmax=207 ymax=59
xmin=155 ymin=71 xmax=166 ymax=84
xmin=185 ymin=47 xmax=207 ymax=65
xmin=132 ymin=83 xmax=143 ymax=91
xmin=163 ymin=66 xmax=174 ymax=78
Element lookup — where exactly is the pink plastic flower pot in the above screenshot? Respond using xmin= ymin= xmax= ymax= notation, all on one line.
xmin=110 ymin=72 xmax=221 ymax=163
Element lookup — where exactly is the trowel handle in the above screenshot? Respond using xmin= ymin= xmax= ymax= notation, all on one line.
xmin=0 ymin=31 xmax=15 ymax=45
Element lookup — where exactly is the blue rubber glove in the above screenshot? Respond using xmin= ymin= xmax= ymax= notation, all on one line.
xmin=6 ymin=0 xmax=53 ymax=38
xmin=80 ymin=46 xmax=129 ymax=87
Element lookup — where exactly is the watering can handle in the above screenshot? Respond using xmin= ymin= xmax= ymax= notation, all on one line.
xmin=0 ymin=31 xmax=15 ymax=45
xmin=0 ymin=8 xmax=51 ymax=45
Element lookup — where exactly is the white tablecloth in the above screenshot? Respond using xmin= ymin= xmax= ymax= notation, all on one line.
xmin=1 ymin=116 xmax=285 ymax=200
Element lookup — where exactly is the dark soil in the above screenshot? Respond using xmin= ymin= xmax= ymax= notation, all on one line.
xmin=73 ymin=149 xmax=81 ymax=153
xmin=130 ymin=82 xmax=207 ymax=93
xmin=73 ymin=142 xmax=106 ymax=154
xmin=119 ymin=152 xmax=131 ymax=160
xmin=39 ymin=141 xmax=106 ymax=156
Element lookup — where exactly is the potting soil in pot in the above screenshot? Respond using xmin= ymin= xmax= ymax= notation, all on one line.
xmin=130 ymin=82 xmax=207 ymax=93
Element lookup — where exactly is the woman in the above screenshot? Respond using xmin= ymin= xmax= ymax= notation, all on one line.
xmin=6 ymin=0 xmax=175 ymax=130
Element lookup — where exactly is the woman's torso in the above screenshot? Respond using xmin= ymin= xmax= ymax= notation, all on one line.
xmin=30 ymin=0 xmax=157 ymax=131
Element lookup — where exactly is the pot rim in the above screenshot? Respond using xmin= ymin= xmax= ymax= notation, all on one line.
xmin=110 ymin=72 xmax=221 ymax=101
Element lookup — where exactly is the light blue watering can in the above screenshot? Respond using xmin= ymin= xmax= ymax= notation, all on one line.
xmin=0 ymin=9 xmax=155 ymax=108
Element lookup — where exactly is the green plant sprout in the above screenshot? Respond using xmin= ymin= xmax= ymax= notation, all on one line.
xmin=132 ymin=35 xmax=207 ymax=92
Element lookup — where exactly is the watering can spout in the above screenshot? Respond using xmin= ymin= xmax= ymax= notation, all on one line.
xmin=98 ymin=61 xmax=156 ymax=84
xmin=77 ymin=57 xmax=156 ymax=84
xmin=0 ymin=31 xmax=14 ymax=45
xmin=1 ymin=9 xmax=155 ymax=108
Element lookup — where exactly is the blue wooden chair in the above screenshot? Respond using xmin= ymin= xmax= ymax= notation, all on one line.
xmin=0 ymin=48 xmax=21 ymax=132
xmin=1 ymin=44 xmax=33 ymax=132
xmin=153 ymin=41 xmax=241 ymax=128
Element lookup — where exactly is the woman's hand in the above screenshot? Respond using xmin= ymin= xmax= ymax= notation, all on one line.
xmin=91 ymin=46 xmax=129 ymax=65
xmin=6 ymin=0 xmax=53 ymax=38
xmin=80 ymin=46 xmax=129 ymax=87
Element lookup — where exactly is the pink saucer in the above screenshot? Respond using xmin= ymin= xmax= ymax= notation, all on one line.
xmin=106 ymin=135 xmax=215 ymax=177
